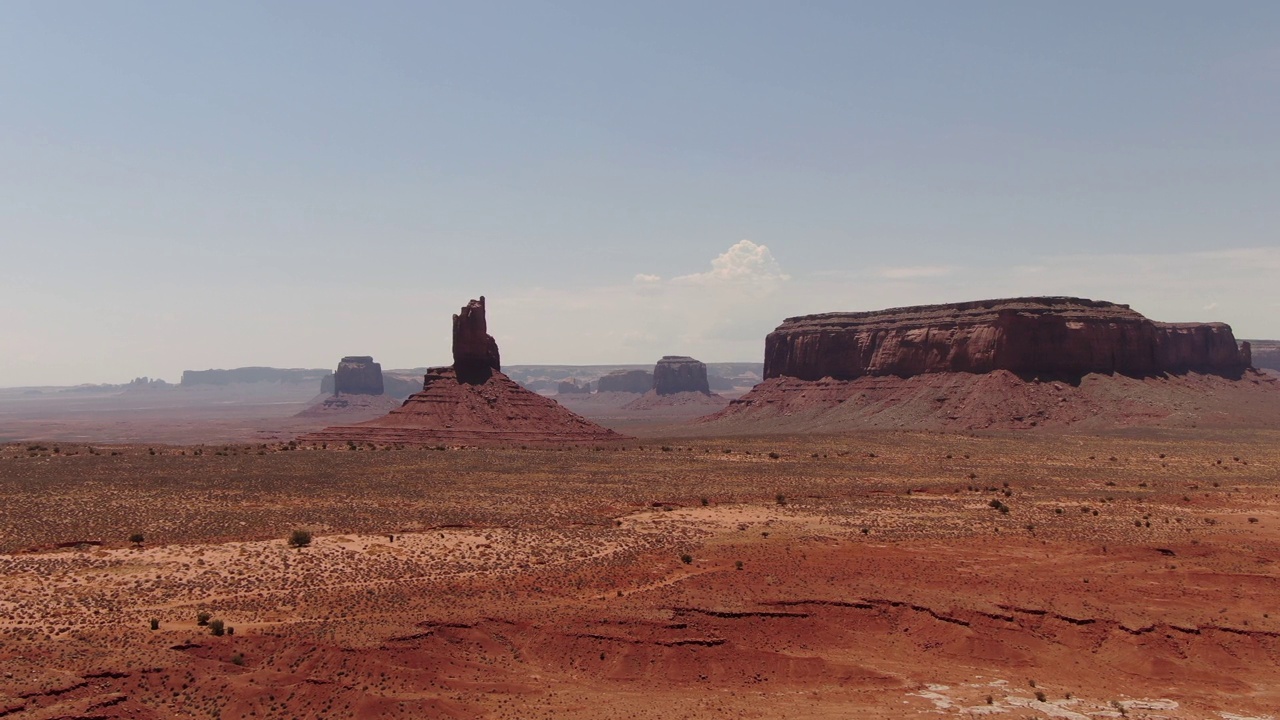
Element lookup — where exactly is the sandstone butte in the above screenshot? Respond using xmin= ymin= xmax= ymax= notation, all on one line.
xmin=653 ymin=356 xmax=713 ymax=394
xmin=295 ymin=356 xmax=403 ymax=419
xmin=623 ymin=355 xmax=728 ymax=411
xmin=332 ymin=356 xmax=384 ymax=395
xmin=708 ymin=297 xmax=1280 ymax=431
xmin=300 ymin=298 xmax=624 ymax=444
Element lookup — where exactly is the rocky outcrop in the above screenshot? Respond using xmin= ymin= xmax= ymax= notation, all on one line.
xmin=597 ymin=370 xmax=654 ymax=394
xmin=654 ymin=356 xmax=712 ymax=395
xmin=453 ymin=296 xmax=501 ymax=379
xmin=332 ymin=356 xmax=384 ymax=396
xmin=765 ymin=297 xmax=1252 ymax=381
xmin=301 ymin=298 xmax=624 ymax=445
xmin=557 ymin=379 xmax=591 ymax=395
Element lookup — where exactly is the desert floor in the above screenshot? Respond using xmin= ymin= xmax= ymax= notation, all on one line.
xmin=1 ymin=431 xmax=1278 ymax=719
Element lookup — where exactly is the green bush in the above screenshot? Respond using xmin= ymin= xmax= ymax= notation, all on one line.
xmin=210 ymin=619 xmax=225 ymax=636
xmin=197 ymin=611 xmax=211 ymax=626
xmin=288 ymin=529 xmax=312 ymax=548
xmin=680 ymin=554 xmax=693 ymax=564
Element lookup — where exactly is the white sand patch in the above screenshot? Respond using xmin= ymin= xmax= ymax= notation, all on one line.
xmin=909 ymin=689 xmax=954 ymax=711
xmin=1005 ymin=696 xmax=1090 ymax=720
xmin=1118 ymin=699 xmax=1179 ymax=711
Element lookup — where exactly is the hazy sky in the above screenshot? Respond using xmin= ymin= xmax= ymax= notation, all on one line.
xmin=3 ymin=2 xmax=1278 ymax=386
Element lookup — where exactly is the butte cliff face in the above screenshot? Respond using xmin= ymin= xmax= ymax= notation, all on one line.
xmin=653 ymin=356 xmax=712 ymax=395
xmin=332 ymin=356 xmax=384 ymax=396
xmin=452 ymin=297 xmax=501 ymax=380
xmin=765 ymin=297 xmax=1252 ymax=382
xmin=705 ymin=297 xmax=1277 ymax=432
xmin=301 ymin=298 xmax=623 ymax=445
xmin=597 ymin=370 xmax=654 ymax=394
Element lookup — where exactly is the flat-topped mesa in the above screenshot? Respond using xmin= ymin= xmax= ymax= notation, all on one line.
xmin=332 ymin=356 xmax=384 ymax=396
xmin=766 ymin=297 xmax=1252 ymax=381
xmin=597 ymin=369 xmax=654 ymax=394
xmin=653 ymin=356 xmax=712 ymax=395
xmin=452 ymin=296 xmax=501 ymax=379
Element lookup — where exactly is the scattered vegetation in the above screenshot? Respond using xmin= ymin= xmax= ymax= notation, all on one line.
xmin=288 ymin=529 xmax=312 ymax=548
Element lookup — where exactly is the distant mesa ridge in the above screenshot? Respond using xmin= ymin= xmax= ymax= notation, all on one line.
xmin=180 ymin=367 xmax=328 ymax=386
xmin=597 ymin=369 xmax=654 ymax=394
xmin=766 ymin=296 xmax=1252 ymax=381
xmin=1248 ymin=340 xmax=1280 ymax=374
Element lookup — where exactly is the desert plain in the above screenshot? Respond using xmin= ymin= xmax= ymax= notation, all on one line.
xmin=2 ymin=429 xmax=1278 ymax=719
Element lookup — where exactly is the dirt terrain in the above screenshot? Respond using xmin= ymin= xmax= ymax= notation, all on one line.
xmin=0 ymin=385 xmax=329 ymax=445
xmin=2 ymin=432 xmax=1278 ymax=719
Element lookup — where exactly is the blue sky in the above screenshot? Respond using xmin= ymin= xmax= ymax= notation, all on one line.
xmin=2 ymin=2 xmax=1278 ymax=385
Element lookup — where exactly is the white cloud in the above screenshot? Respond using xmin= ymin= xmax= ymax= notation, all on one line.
xmin=670 ymin=240 xmax=790 ymax=286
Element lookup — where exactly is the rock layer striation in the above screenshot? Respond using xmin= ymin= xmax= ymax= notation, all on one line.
xmin=765 ymin=297 xmax=1252 ymax=381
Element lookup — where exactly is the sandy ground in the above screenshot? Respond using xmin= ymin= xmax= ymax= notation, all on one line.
xmin=2 ymin=432 xmax=1279 ymax=718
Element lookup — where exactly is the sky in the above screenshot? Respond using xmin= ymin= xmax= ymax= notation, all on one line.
xmin=2 ymin=1 xmax=1278 ymax=386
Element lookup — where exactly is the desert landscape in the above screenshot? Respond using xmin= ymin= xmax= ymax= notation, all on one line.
xmin=2 ymin=431 xmax=1278 ymax=719
xmin=6 ymin=7 xmax=1280 ymax=717
xmin=3 ymin=297 xmax=1279 ymax=719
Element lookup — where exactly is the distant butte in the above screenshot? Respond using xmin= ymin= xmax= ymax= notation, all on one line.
xmin=301 ymin=298 xmax=624 ymax=445
xmin=332 ymin=356 xmax=384 ymax=396
xmin=706 ymin=297 xmax=1280 ymax=432
xmin=295 ymin=355 xmax=402 ymax=419
xmin=623 ymin=355 xmax=728 ymax=412
xmin=653 ymin=356 xmax=712 ymax=395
